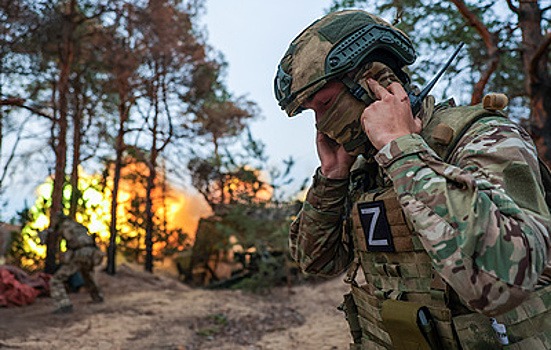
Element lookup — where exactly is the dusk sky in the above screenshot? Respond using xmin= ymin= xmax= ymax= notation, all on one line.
xmin=203 ymin=0 xmax=337 ymax=195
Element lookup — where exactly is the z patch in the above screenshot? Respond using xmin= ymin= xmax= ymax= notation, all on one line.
xmin=357 ymin=201 xmax=394 ymax=252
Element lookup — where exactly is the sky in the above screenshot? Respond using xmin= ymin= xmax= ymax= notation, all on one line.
xmin=0 ymin=0 xmax=515 ymax=220
xmin=202 ymin=0 xmax=336 ymax=195
xmin=0 ymin=0 xmax=465 ymax=220
xmin=0 ymin=1 xmax=337 ymax=220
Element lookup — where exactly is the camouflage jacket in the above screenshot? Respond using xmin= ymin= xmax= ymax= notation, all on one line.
xmin=57 ymin=219 xmax=94 ymax=250
xmin=290 ymin=102 xmax=551 ymax=316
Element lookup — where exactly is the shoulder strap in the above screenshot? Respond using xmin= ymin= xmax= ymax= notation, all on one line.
xmin=420 ymin=103 xmax=507 ymax=162
xmin=422 ymin=102 xmax=551 ymax=213
xmin=442 ymin=112 xmax=503 ymax=162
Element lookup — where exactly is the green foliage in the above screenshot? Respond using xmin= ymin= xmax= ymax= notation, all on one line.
xmin=327 ymin=0 xmax=543 ymax=112
xmin=7 ymin=207 xmax=44 ymax=272
xmin=230 ymin=250 xmax=290 ymax=294
xmin=187 ymin=197 xmax=299 ymax=291
xmin=214 ymin=203 xmax=290 ymax=252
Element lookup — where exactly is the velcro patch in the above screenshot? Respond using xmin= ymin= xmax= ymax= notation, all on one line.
xmin=357 ymin=201 xmax=395 ymax=252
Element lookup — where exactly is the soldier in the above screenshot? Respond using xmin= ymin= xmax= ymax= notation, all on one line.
xmin=274 ymin=9 xmax=551 ymax=349
xmin=40 ymin=213 xmax=104 ymax=314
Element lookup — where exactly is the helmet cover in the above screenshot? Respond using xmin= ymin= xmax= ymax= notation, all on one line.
xmin=274 ymin=10 xmax=416 ymax=117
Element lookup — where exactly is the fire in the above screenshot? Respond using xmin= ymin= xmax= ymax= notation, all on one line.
xmin=158 ymin=190 xmax=212 ymax=232
xmin=116 ymin=162 xmax=212 ymax=236
xmin=22 ymin=166 xmax=212 ymax=261
xmin=18 ymin=162 xmax=273 ymax=268
xmin=220 ymin=166 xmax=273 ymax=204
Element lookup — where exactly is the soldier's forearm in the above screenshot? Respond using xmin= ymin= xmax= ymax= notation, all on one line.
xmin=289 ymin=169 xmax=353 ymax=276
xmin=289 ymin=203 xmax=353 ymax=276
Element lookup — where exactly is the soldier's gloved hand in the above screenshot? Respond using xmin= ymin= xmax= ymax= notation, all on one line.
xmin=361 ymin=79 xmax=422 ymax=149
xmin=316 ymin=131 xmax=356 ymax=179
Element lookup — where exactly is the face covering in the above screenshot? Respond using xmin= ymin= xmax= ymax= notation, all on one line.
xmin=315 ymin=88 xmax=367 ymax=154
xmin=314 ymin=62 xmax=404 ymax=155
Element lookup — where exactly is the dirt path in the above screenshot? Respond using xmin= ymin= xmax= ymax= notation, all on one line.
xmin=0 ymin=264 xmax=352 ymax=349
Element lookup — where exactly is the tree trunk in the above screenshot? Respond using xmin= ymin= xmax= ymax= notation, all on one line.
xmin=161 ymin=160 xmax=168 ymax=235
xmin=45 ymin=0 xmax=76 ymax=274
xmin=106 ymin=99 xmax=128 ymax=275
xmin=144 ymin=104 xmax=159 ymax=273
xmin=69 ymin=85 xmax=83 ymax=219
xmin=144 ymin=157 xmax=156 ymax=272
xmin=518 ymin=1 xmax=551 ymax=164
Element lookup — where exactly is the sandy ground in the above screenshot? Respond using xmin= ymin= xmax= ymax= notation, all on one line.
xmin=0 ymin=264 xmax=352 ymax=349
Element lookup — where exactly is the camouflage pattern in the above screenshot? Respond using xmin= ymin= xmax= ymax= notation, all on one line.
xmin=375 ymin=108 xmax=551 ymax=316
xmin=274 ymin=10 xmax=413 ymax=117
xmin=289 ymin=101 xmax=551 ymax=347
xmin=454 ymin=283 xmax=551 ymax=349
xmin=50 ymin=219 xmax=104 ymax=311
xmin=280 ymin=8 xmax=551 ymax=348
xmin=57 ymin=219 xmax=95 ymax=250
xmin=289 ymin=168 xmax=353 ymax=275
xmin=316 ymin=62 xmax=405 ymax=154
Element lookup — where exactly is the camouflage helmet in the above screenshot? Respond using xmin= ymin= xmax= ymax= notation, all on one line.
xmin=274 ymin=10 xmax=416 ymax=117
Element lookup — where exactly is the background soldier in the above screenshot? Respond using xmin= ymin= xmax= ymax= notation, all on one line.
xmin=40 ymin=213 xmax=104 ymax=314
xmin=274 ymin=9 xmax=551 ymax=349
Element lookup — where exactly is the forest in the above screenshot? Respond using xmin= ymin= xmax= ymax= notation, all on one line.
xmin=0 ymin=0 xmax=547 ymax=288
xmin=0 ymin=0 xmax=549 ymax=347
xmin=0 ymin=0 xmax=301 ymax=284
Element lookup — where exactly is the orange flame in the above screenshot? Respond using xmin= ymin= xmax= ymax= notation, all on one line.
xmin=24 ymin=165 xmax=212 ymax=260
xmin=24 ymin=162 xmax=272 ymax=261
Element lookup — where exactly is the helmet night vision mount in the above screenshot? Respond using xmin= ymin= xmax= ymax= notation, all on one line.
xmin=275 ymin=17 xmax=416 ymax=117
xmin=325 ymin=24 xmax=415 ymax=77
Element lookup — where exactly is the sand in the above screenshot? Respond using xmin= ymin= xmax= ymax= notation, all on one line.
xmin=0 ymin=264 xmax=352 ymax=349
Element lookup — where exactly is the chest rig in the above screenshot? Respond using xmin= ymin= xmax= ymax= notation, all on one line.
xmin=343 ymin=98 xmax=551 ymax=350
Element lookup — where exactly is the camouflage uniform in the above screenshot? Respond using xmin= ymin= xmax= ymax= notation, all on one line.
xmin=50 ymin=218 xmax=104 ymax=312
xmin=276 ymin=9 xmax=551 ymax=350
xmin=291 ymin=99 xmax=551 ymax=348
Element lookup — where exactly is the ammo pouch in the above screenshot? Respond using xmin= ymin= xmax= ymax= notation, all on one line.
xmin=453 ymin=284 xmax=551 ymax=350
xmin=381 ymin=299 xmax=441 ymax=350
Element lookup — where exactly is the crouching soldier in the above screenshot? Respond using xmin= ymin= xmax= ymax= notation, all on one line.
xmin=40 ymin=213 xmax=105 ymax=314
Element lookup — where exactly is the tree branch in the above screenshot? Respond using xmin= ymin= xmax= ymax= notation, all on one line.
xmin=0 ymin=116 xmax=30 ymax=188
xmin=0 ymin=98 xmax=54 ymax=120
xmin=450 ymin=0 xmax=500 ymax=104
xmin=0 ymin=98 xmax=25 ymax=106
xmin=506 ymin=0 xmax=519 ymax=13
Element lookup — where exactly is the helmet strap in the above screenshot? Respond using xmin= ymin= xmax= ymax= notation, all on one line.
xmin=340 ymin=75 xmax=374 ymax=106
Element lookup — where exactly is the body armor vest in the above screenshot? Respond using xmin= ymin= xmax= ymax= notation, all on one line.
xmin=343 ymin=101 xmax=551 ymax=350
